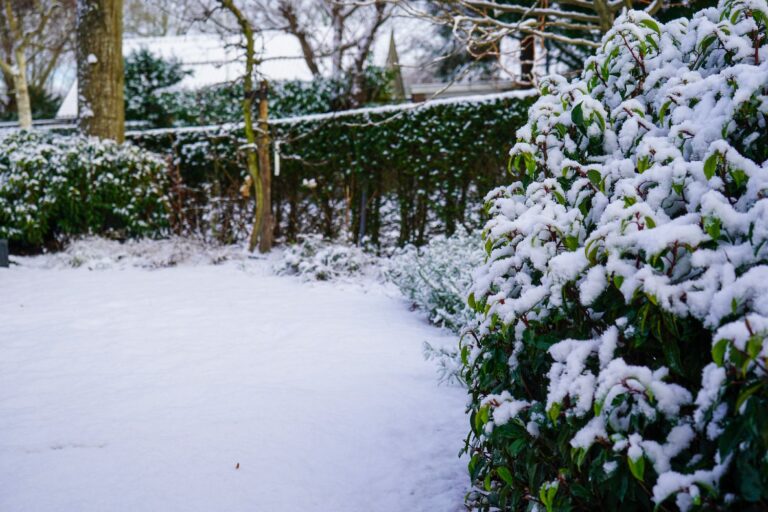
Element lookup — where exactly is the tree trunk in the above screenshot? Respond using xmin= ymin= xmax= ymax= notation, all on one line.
xmin=218 ymin=0 xmax=270 ymax=253
xmin=257 ymin=80 xmax=273 ymax=253
xmin=12 ymin=48 xmax=32 ymax=129
xmin=76 ymin=0 xmax=125 ymax=142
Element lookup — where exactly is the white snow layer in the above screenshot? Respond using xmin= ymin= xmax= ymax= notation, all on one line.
xmin=0 ymin=260 xmax=468 ymax=511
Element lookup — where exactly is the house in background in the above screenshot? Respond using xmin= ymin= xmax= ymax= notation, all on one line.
xmin=56 ymin=33 xmax=314 ymax=119
xmin=55 ymin=30 xmax=528 ymax=121
xmin=407 ymin=80 xmax=520 ymax=102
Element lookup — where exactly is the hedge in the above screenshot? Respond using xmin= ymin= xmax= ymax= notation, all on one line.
xmin=127 ymin=90 xmax=536 ymax=246
xmin=0 ymin=131 xmax=169 ymax=251
xmin=464 ymin=2 xmax=768 ymax=510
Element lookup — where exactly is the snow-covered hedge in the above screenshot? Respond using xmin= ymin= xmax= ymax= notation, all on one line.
xmin=464 ymin=1 xmax=768 ymax=510
xmin=388 ymin=229 xmax=483 ymax=332
xmin=128 ymin=92 xmax=534 ymax=246
xmin=0 ymin=132 xmax=169 ymax=250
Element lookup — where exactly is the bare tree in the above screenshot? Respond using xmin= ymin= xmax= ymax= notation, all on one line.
xmin=77 ymin=0 xmax=125 ymax=141
xmin=123 ymin=0 xmax=196 ymax=37
xmin=398 ymin=0 xmax=665 ymax=82
xmin=0 ymin=0 xmax=69 ymax=128
xmin=246 ymin=0 xmax=395 ymax=106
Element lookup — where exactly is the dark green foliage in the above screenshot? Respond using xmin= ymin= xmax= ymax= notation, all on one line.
xmin=0 ymin=131 xmax=170 ymax=251
xmin=127 ymin=92 xmax=536 ymax=246
xmin=462 ymin=2 xmax=768 ymax=510
xmin=0 ymin=84 xmax=62 ymax=122
xmin=124 ymin=48 xmax=191 ymax=128
xmin=123 ymin=49 xmax=396 ymax=129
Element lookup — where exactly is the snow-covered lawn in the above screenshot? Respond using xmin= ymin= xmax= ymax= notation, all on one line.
xmin=0 ymin=260 xmax=468 ymax=511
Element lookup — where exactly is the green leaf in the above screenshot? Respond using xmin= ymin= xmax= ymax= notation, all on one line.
xmin=565 ymin=235 xmax=579 ymax=251
xmin=468 ymin=453 xmax=481 ymax=480
xmin=587 ymin=169 xmax=602 ymax=186
xmin=658 ymin=101 xmax=670 ymax=125
xmin=639 ymin=18 xmax=661 ymax=35
xmin=468 ymin=292 xmax=476 ymax=310
xmin=704 ymin=153 xmax=719 ymax=180
xmin=497 ymin=467 xmax=515 ymax=486
xmin=746 ymin=334 xmax=763 ymax=359
xmin=637 ymin=156 xmax=651 ymax=173
xmin=705 ymin=217 xmax=721 ymax=240
xmin=737 ymin=455 xmax=763 ymax=501
xmin=548 ymin=402 xmax=561 ymax=423
xmin=730 ymin=169 xmax=747 ymax=188
xmin=539 ymin=482 xmax=559 ymax=512
xmin=628 ymin=454 xmax=645 ymax=481
xmin=735 ymin=381 xmax=763 ymax=411
xmin=613 ymin=275 xmax=624 ymax=290
xmin=712 ymin=338 xmax=728 ymax=366
xmin=524 ymin=153 xmax=536 ymax=176
xmin=571 ymin=102 xmax=585 ymax=128
xmin=593 ymin=110 xmax=606 ymax=131
xmin=644 ymin=216 xmax=656 ymax=229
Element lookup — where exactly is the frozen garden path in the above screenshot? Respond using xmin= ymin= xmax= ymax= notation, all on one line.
xmin=0 ymin=261 xmax=468 ymax=512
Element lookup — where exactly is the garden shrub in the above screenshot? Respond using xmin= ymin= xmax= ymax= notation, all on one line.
xmin=124 ymin=48 xmax=191 ymax=128
xmin=464 ymin=1 xmax=768 ymax=510
xmin=273 ymin=234 xmax=377 ymax=281
xmin=388 ymin=228 xmax=483 ymax=332
xmin=20 ymin=236 xmax=244 ymax=270
xmin=0 ymin=131 xmax=169 ymax=250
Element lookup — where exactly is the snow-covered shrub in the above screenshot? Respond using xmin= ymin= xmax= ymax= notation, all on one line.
xmin=0 ymin=131 xmax=169 ymax=250
xmin=124 ymin=48 xmax=191 ymax=128
xmin=18 ymin=236 xmax=244 ymax=270
xmin=388 ymin=229 xmax=483 ymax=332
xmin=273 ymin=234 xmax=377 ymax=281
xmin=464 ymin=2 xmax=768 ymax=510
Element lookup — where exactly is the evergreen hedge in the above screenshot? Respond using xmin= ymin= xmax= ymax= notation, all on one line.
xmin=464 ymin=1 xmax=767 ymax=510
xmin=127 ymin=91 xmax=536 ymax=246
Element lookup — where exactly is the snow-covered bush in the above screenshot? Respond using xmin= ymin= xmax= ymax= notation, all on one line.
xmin=464 ymin=2 xmax=768 ymax=510
xmin=18 ymin=236 xmax=244 ymax=270
xmin=124 ymin=48 xmax=191 ymax=128
xmin=0 ymin=131 xmax=169 ymax=250
xmin=273 ymin=234 xmax=377 ymax=281
xmin=388 ymin=229 xmax=483 ymax=332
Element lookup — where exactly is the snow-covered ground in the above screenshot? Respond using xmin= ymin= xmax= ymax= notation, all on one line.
xmin=0 ymin=253 xmax=468 ymax=511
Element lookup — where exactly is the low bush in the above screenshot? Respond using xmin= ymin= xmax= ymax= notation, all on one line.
xmin=0 ymin=131 xmax=170 ymax=250
xmin=19 ymin=236 xmax=244 ymax=270
xmin=464 ymin=1 xmax=768 ymax=510
xmin=388 ymin=228 xmax=482 ymax=332
xmin=273 ymin=234 xmax=377 ymax=281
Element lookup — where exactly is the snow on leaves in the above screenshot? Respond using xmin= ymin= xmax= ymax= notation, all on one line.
xmin=466 ymin=1 xmax=767 ymax=509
